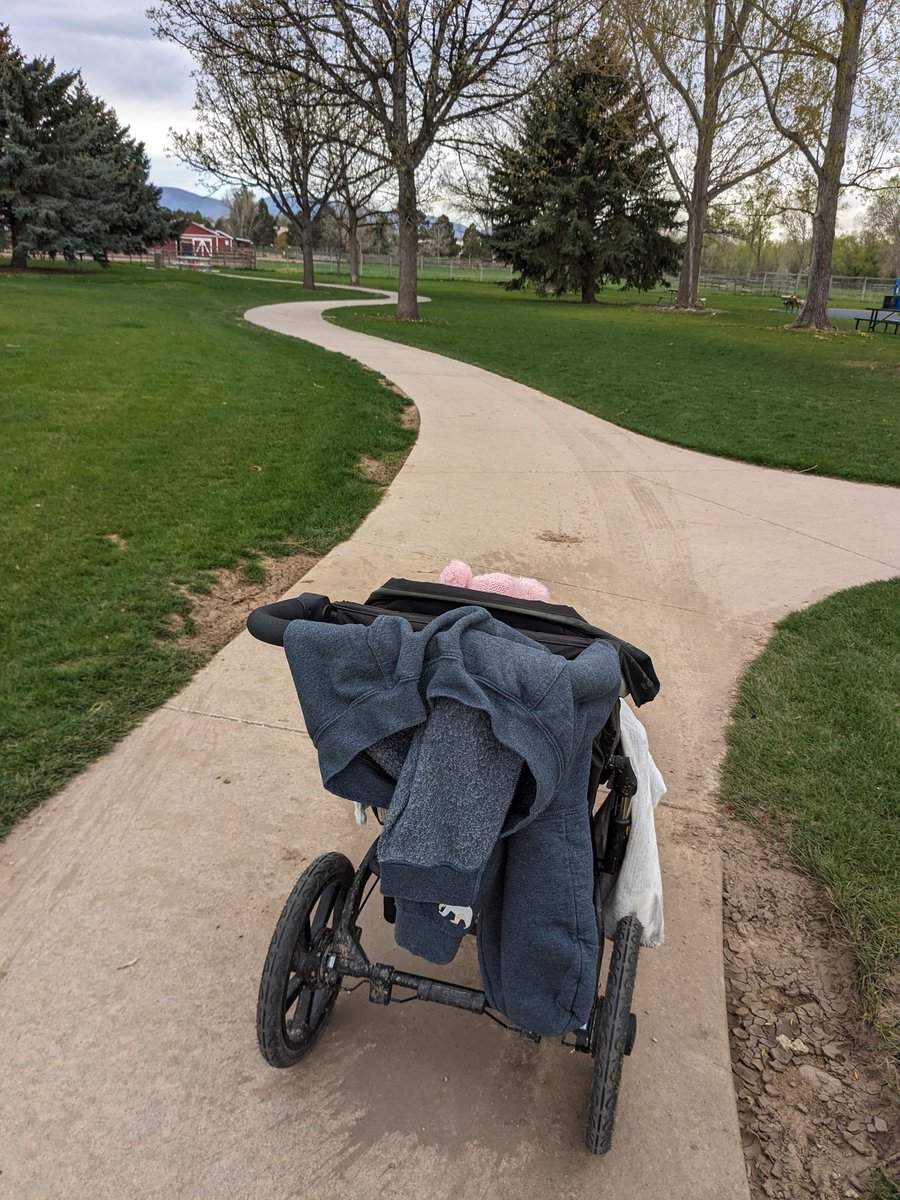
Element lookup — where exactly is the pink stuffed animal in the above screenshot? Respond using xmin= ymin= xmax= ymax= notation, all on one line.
xmin=439 ymin=559 xmax=550 ymax=602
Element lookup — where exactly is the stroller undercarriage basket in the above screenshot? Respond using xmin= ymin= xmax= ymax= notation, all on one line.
xmin=247 ymin=579 xmax=659 ymax=1156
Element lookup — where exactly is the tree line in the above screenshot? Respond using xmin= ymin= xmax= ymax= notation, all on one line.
xmin=4 ymin=0 xmax=900 ymax=330
xmin=201 ymin=187 xmax=489 ymax=268
xmin=687 ymin=173 xmax=900 ymax=281
xmin=147 ymin=0 xmax=899 ymax=329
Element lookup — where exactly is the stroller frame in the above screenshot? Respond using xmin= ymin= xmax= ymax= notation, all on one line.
xmin=248 ymin=580 xmax=658 ymax=1155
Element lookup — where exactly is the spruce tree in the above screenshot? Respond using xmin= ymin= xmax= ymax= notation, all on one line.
xmin=490 ymin=43 xmax=681 ymax=302
xmin=462 ymin=223 xmax=489 ymax=259
xmin=0 ymin=36 xmax=79 ymax=267
xmin=0 ymin=31 xmax=172 ymax=267
xmin=254 ymin=198 xmax=277 ymax=247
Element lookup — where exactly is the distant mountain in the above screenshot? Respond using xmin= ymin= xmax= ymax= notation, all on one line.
xmin=419 ymin=213 xmax=468 ymax=239
xmin=157 ymin=187 xmax=229 ymax=220
xmin=157 ymin=186 xmax=470 ymax=234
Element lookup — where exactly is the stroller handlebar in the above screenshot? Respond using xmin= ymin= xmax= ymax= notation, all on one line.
xmin=246 ymin=593 xmax=332 ymax=646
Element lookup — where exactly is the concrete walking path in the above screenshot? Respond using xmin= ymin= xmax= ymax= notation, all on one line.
xmin=2 ymin=286 xmax=898 ymax=1200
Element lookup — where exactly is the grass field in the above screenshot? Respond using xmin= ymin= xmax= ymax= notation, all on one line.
xmin=0 ymin=264 xmax=413 ymax=835
xmin=323 ymin=276 xmax=900 ymax=486
xmin=722 ymin=580 xmax=900 ymax=1048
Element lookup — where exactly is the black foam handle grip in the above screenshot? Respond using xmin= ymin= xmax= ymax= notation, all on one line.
xmin=246 ymin=593 xmax=332 ymax=646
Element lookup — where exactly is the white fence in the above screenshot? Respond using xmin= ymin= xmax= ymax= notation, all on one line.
xmin=696 ymin=272 xmax=899 ymax=301
xmin=259 ymin=250 xmax=513 ymax=283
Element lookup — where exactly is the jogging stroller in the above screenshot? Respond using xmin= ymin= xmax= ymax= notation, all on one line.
xmin=247 ymin=578 xmax=660 ymax=1155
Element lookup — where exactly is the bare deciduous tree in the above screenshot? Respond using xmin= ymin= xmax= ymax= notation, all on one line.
xmin=330 ymin=112 xmax=392 ymax=285
xmin=862 ymin=177 xmax=900 ymax=274
xmin=224 ymin=185 xmax=259 ymax=240
xmin=155 ymin=19 xmax=344 ymax=288
xmin=617 ymin=0 xmax=791 ymax=308
xmin=742 ymin=0 xmax=900 ymax=328
xmin=151 ymin=0 xmax=588 ymax=318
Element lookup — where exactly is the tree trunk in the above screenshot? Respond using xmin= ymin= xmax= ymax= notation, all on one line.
xmin=396 ymin=161 xmax=420 ymax=320
xmin=676 ymin=130 xmax=713 ymax=308
xmin=676 ymin=205 xmax=706 ymax=307
xmin=795 ymin=181 xmax=840 ymax=329
xmin=581 ymin=281 xmax=596 ymax=304
xmin=9 ymin=215 xmax=27 ymax=269
xmin=301 ymin=212 xmax=315 ymax=290
xmin=390 ymin=8 xmax=419 ymax=322
xmin=792 ymin=0 xmax=866 ymax=331
xmin=348 ymin=207 xmax=360 ymax=286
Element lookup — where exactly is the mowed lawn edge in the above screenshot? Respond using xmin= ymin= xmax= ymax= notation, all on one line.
xmin=719 ymin=579 xmax=900 ymax=1051
xmin=325 ymin=277 xmax=900 ymax=487
xmin=1 ymin=266 xmax=414 ymax=836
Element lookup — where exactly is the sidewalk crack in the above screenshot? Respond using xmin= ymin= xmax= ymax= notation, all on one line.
xmin=163 ymin=705 xmax=306 ymax=735
xmin=636 ymin=474 xmax=900 ymax=570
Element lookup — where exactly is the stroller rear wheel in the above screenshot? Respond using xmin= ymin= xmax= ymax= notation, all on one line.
xmin=257 ymin=851 xmax=354 ymax=1068
xmin=584 ymin=914 xmax=642 ymax=1155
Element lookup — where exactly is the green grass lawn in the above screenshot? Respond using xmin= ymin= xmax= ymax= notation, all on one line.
xmin=0 ymin=264 xmax=414 ymax=836
xmin=719 ymin=579 xmax=900 ymax=1049
xmin=326 ymin=278 xmax=900 ymax=486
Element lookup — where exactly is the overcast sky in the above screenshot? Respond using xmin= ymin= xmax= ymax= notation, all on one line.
xmin=5 ymin=1 xmax=216 ymax=195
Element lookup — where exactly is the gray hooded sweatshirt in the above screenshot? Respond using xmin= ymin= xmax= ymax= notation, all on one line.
xmin=283 ymin=605 xmax=621 ymax=1036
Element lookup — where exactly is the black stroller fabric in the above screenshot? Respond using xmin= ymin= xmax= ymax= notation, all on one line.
xmin=363 ymin=579 xmax=660 ymax=705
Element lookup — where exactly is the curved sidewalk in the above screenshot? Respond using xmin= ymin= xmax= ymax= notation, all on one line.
xmin=1 ymin=288 xmax=898 ymax=1200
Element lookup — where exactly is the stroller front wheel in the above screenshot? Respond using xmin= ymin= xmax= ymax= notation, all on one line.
xmin=257 ymin=851 xmax=354 ymax=1068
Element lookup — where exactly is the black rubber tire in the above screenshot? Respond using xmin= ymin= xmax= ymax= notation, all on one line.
xmin=584 ymin=914 xmax=642 ymax=1155
xmin=257 ymin=852 xmax=354 ymax=1068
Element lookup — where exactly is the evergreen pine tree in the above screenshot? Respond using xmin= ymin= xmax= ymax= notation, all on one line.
xmin=54 ymin=85 xmax=172 ymax=264
xmin=461 ymin=223 xmax=489 ymax=259
xmin=0 ymin=32 xmax=171 ymax=267
xmin=0 ymin=38 xmax=80 ymax=267
xmin=254 ymin=198 xmax=277 ymax=247
xmin=489 ymin=43 xmax=681 ymax=302
xmin=428 ymin=214 xmax=458 ymax=257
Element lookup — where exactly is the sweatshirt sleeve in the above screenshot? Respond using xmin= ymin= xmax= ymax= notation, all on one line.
xmin=377 ymin=698 xmax=523 ymax=907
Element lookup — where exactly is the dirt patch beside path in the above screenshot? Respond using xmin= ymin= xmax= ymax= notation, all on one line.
xmin=721 ymin=819 xmax=899 ymax=1199
xmin=171 ymin=550 xmax=319 ymax=654
xmin=171 ymin=397 xmax=418 ymax=656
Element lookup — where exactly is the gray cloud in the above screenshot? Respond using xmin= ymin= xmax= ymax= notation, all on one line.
xmin=4 ymin=1 xmax=204 ymax=186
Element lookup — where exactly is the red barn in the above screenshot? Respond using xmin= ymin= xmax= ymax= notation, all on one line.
xmin=155 ymin=222 xmax=256 ymax=267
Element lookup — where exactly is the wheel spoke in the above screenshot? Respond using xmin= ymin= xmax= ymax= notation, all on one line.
xmin=288 ymin=988 xmax=314 ymax=1039
xmin=309 ymin=987 xmax=330 ymax=1027
xmin=288 ymin=916 xmax=311 ymax=973
xmin=284 ymin=974 xmax=305 ymax=1011
xmin=257 ymin=853 xmax=355 ymax=1068
xmin=310 ymin=883 xmax=340 ymax=939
